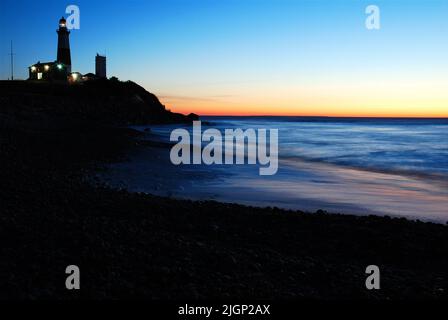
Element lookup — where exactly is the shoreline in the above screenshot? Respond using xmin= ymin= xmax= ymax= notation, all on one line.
xmin=2 ymin=122 xmax=447 ymax=299
xmin=99 ymin=128 xmax=448 ymax=224
xmin=1 ymin=81 xmax=447 ymax=300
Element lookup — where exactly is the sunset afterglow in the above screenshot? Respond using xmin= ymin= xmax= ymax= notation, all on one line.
xmin=2 ymin=0 xmax=447 ymax=117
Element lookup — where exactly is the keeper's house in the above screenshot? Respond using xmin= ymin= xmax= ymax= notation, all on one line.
xmin=28 ymin=61 xmax=69 ymax=81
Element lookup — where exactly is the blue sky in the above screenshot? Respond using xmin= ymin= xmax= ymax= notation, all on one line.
xmin=1 ymin=0 xmax=447 ymax=116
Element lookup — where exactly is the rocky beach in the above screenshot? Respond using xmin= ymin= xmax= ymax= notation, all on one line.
xmin=0 ymin=80 xmax=447 ymax=300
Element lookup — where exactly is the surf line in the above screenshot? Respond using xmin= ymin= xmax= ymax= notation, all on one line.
xmin=169 ymin=121 xmax=278 ymax=175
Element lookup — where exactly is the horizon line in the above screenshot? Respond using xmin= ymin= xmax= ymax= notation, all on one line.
xmin=197 ymin=114 xmax=448 ymax=119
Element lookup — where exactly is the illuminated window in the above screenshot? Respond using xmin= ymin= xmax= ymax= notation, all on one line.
xmin=44 ymin=65 xmax=50 ymax=71
xmin=31 ymin=66 xmax=37 ymax=72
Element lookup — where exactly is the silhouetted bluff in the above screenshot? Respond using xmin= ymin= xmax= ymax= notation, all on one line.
xmin=0 ymin=79 xmax=198 ymax=126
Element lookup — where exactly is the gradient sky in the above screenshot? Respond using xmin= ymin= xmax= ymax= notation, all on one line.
xmin=1 ymin=0 xmax=447 ymax=116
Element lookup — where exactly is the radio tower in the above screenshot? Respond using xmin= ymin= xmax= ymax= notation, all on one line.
xmin=9 ymin=40 xmax=15 ymax=81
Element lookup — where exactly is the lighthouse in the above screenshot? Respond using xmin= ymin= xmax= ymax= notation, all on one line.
xmin=29 ymin=15 xmax=106 ymax=83
xmin=57 ymin=17 xmax=72 ymax=72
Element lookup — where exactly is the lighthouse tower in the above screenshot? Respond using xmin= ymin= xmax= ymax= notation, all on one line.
xmin=57 ymin=17 xmax=72 ymax=72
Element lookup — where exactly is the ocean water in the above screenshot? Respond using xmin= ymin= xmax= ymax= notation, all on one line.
xmin=101 ymin=117 xmax=448 ymax=223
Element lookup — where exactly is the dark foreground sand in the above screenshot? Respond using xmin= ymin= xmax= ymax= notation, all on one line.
xmin=0 ymin=119 xmax=447 ymax=300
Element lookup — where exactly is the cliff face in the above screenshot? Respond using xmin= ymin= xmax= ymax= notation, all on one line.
xmin=0 ymin=79 xmax=198 ymax=127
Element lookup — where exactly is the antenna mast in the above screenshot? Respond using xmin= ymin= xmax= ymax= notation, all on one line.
xmin=9 ymin=40 xmax=15 ymax=81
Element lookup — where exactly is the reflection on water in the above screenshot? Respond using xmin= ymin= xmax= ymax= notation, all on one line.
xmin=101 ymin=117 xmax=448 ymax=223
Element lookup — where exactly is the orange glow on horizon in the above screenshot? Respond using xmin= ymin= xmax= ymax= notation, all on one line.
xmin=155 ymin=80 xmax=448 ymax=118
xmin=160 ymin=98 xmax=448 ymax=118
